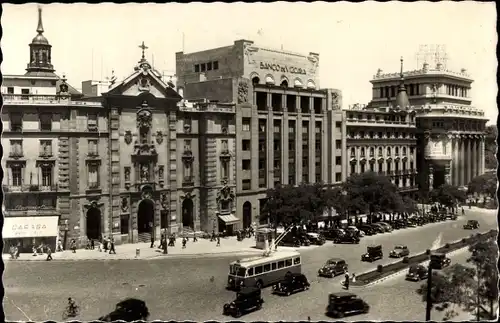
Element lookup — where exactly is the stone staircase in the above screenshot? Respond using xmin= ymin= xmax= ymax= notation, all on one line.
xmin=138 ymin=232 xmax=151 ymax=243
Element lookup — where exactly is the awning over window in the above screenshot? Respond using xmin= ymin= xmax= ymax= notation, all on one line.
xmin=219 ymin=214 xmax=240 ymax=225
xmin=2 ymin=216 xmax=59 ymax=239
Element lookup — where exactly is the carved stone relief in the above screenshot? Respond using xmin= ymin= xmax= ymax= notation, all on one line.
xmin=121 ymin=197 xmax=129 ymax=213
xmin=124 ymin=130 xmax=133 ymax=145
xmin=156 ymin=131 xmax=164 ymax=144
xmin=237 ymin=82 xmax=249 ymax=104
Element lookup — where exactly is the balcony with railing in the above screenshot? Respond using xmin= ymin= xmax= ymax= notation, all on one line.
xmin=3 ymin=184 xmax=58 ymax=193
xmin=2 ymin=93 xmax=101 ymax=107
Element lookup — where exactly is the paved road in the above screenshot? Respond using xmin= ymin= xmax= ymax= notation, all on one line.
xmin=3 ymin=209 xmax=495 ymax=321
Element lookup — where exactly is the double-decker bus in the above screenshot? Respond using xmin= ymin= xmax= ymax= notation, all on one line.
xmin=226 ymin=251 xmax=301 ymax=290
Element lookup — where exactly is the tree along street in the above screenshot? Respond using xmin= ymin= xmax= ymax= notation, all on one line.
xmin=3 ymin=209 xmax=495 ymax=321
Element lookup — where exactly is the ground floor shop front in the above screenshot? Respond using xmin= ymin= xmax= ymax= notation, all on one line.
xmin=2 ymin=215 xmax=60 ymax=253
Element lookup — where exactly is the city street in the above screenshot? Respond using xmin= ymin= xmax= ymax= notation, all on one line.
xmin=3 ymin=208 xmax=496 ymax=321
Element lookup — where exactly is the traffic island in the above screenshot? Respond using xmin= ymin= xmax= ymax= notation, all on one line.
xmin=351 ymin=229 xmax=497 ymax=287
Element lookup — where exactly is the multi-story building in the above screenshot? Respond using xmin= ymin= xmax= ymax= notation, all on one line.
xmin=1 ymin=8 xmax=240 ymax=249
xmin=345 ymin=58 xmax=419 ymax=196
xmin=369 ymin=60 xmax=488 ymax=190
xmin=176 ymin=39 xmax=346 ymax=227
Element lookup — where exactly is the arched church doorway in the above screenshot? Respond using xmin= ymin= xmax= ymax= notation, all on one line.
xmin=243 ymin=201 xmax=252 ymax=229
xmin=138 ymin=199 xmax=155 ymax=234
xmin=182 ymin=199 xmax=194 ymax=230
xmin=86 ymin=208 xmax=101 ymax=240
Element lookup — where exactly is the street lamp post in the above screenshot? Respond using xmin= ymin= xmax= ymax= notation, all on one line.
xmin=163 ymin=211 xmax=168 ymax=254
xmin=341 ymin=190 xmax=348 ymax=226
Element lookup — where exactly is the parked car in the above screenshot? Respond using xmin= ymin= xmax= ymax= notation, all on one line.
xmin=405 ymin=264 xmax=428 ymax=281
xmin=389 ymin=245 xmax=410 ymax=258
xmin=278 ymin=234 xmax=301 ymax=247
xmin=223 ymin=287 xmax=264 ymax=318
xmin=463 ymin=220 xmax=480 ymax=230
xmin=306 ymin=232 xmax=326 ymax=246
xmin=370 ymin=223 xmax=386 ymax=234
xmin=346 ymin=226 xmax=365 ymax=237
xmin=325 ymin=292 xmax=370 ymax=318
xmin=272 ymin=273 xmax=310 ymax=296
xmin=446 ymin=213 xmax=458 ymax=220
xmin=357 ymin=225 xmax=375 ymax=236
xmin=361 ymin=245 xmax=383 ymax=262
xmin=406 ymin=218 xmax=418 ymax=227
xmin=376 ymin=222 xmax=393 ymax=232
xmin=318 ymin=258 xmax=348 ymax=278
xmin=321 ymin=228 xmax=345 ymax=240
xmin=333 ymin=233 xmax=360 ymax=244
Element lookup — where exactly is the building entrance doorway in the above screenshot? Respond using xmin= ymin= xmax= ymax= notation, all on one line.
xmin=86 ymin=208 xmax=101 ymax=240
xmin=182 ymin=199 xmax=194 ymax=230
xmin=433 ymin=166 xmax=446 ymax=189
xmin=138 ymin=199 xmax=155 ymax=234
xmin=243 ymin=201 xmax=252 ymax=229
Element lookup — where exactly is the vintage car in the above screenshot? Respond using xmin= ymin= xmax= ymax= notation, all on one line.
xmin=376 ymin=222 xmax=393 ymax=232
xmin=346 ymin=226 xmax=365 ymax=237
xmin=306 ymin=232 xmax=326 ymax=246
xmin=361 ymin=245 xmax=383 ymax=262
xmin=463 ymin=220 xmax=480 ymax=230
xmin=321 ymin=228 xmax=345 ymax=241
xmin=405 ymin=264 xmax=428 ymax=281
xmin=325 ymin=292 xmax=370 ymax=318
xmin=333 ymin=233 xmax=360 ymax=244
xmin=223 ymin=287 xmax=264 ymax=318
xmin=389 ymin=245 xmax=410 ymax=258
xmin=318 ymin=258 xmax=348 ymax=278
xmin=431 ymin=254 xmax=452 ymax=269
xmin=446 ymin=213 xmax=458 ymax=220
xmin=357 ymin=225 xmax=375 ymax=235
xmin=370 ymin=223 xmax=386 ymax=234
xmin=406 ymin=218 xmax=418 ymax=227
xmin=272 ymin=273 xmax=310 ymax=296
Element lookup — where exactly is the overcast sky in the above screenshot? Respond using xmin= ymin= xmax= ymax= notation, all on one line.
xmin=2 ymin=2 xmax=497 ymax=123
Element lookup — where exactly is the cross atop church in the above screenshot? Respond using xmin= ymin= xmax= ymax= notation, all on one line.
xmin=139 ymin=41 xmax=148 ymax=60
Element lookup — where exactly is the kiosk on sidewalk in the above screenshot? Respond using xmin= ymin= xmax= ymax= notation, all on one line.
xmin=255 ymin=226 xmax=285 ymax=250
xmin=2 ymin=216 xmax=60 ymax=253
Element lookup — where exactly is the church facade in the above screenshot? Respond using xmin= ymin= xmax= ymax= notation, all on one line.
xmin=1 ymin=8 xmax=239 ymax=248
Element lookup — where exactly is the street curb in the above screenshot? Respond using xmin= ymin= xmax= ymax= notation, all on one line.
xmin=351 ymin=234 xmax=487 ymax=289
xmin=2 ymin=249 xmax=263 ymax=262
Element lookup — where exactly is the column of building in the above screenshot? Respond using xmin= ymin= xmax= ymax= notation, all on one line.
xmin=266 ymin=93 xmax=274 ymax=188
xmin=281 ymin=94 xmax=289 ymax=185
xmin=453 ymin=136 xmax=460 ymax=186
xmin=308 ymin=97 xmax=315 ymax=183
xmin=459 ymin=135 xmax=466 ymax=186
xmin=471 ymin=136 xmax=478 ymax=180
xmin=467 ymin=135 xmax=473 ymax=184
xmin=480 ymin=135 xmax=485 ymax=174
xmin=295 ymin=97 xmax=303 ymax=182
xmin=321 ymin=99 xmax=328 ymax=183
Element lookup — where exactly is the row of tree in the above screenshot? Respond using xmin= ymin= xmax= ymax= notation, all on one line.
xmin=260 ymin=171 xmax=468 ymax=227
xmin=417 ymin=237 xmax=498 ymax=321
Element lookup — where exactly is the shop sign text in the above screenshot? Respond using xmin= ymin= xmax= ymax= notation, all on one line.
xmin=259 ymin=62 xmax=307 ymax=75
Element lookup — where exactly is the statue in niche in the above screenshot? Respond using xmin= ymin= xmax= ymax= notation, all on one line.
xmin=121 ymin=197 xmax=129 ymax=213
xmin=141 ymin=165 xmax=149 ymax=182
xmin=137 ymin=109 xmax=152 ymax=129
xmin=124 ymin=167 xmax=131 ymax=181
xmin=158 ymin=166 xmax=164 ymax=178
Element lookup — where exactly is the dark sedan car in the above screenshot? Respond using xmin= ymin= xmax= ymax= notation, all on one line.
xmin=272 ymin=273 xmax=310 ymax=296
xmin=223 ymin=287 xmax=264 ymax=318
xmin=369 ymin=223 xmax=386 ymax=234
xmin=358 ymin=225 xmax=376 ymax=236
xmin=318 ymin=258 xmax=348 ymax=278
xmin=406 ymin=265 xmax=428 ymax=281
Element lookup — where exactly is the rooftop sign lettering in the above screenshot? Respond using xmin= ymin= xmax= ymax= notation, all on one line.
xmin=259 ymin=62 xmax=307 ymax=75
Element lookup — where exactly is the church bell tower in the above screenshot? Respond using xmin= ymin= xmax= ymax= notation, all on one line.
xmin=26 ymin=6 xmax=55 ymax=74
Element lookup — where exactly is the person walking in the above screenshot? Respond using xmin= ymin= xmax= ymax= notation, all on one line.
xmin=150 ymin=235 xmax=155 ymax=248
xmin=70 ymin=239 xmax=76 ymax=253
xmin=46 ymin=245 xmax=53 ymax=261
xmin=351 ymin=273 xmax=356 ymax=283
xmin=57 ymin=239 xmax=63 ymax=252
xmin=216 ymin=234 xmax=221 ymax=247
xmin=182 ymin=237 xmax=187 ymax=249
xmin=90 ymin=239 xmax=95 ymax=250
xmin=109 ymin=238 xmax=116 ymax=254
xmin=211 ymin=230 xmax=216 ymax=242
xmin=103 ymin=237 xmax=108 ymax=252
xmin=193 ymin=233 xmax=198 ymax=242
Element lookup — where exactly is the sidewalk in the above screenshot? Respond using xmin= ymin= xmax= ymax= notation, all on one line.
xmin=2 ymin=236 xmax=263 ymax=262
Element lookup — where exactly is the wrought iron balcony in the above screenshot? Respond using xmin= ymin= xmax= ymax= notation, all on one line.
xmin=3 ymin=184 xmax=58 ymax=193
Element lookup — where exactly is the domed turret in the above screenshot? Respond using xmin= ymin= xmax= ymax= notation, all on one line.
xmin=26 ymin=6 xmax=55 ymax=75
xmin=395 ymin=57 xmax=410 ymax=109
